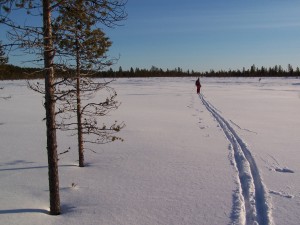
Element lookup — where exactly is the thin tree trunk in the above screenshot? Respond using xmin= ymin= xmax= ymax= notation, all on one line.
xmin=43 ymin=0 xmax=60 ymax=215
xmin=76 ymin=36 xmax=84 ymax=167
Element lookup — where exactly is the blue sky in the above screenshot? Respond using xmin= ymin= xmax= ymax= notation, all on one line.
xmin=2 ymin=0 xmax=300 ymax=72
xmin=104 ymin=0 xmax=300 ymax=72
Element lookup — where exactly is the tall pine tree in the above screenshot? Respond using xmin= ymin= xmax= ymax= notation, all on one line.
xmin=0 ymin=0 xmax=61 ymax=215
xmin=53 ymin=0 xmax=124 ymax=167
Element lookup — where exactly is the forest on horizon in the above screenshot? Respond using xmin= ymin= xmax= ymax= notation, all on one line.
xmin=0 ymin=63 xmax=300 ymax=80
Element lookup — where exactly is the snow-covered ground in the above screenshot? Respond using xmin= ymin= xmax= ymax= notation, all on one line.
xmin=0 ymin=77 xmax=299 ymax=225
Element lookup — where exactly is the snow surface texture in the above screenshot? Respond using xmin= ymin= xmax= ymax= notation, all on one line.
xmin=0 ymin=77 xmax=299 ymax=225
xmin=200 ymin=94 xmax=272 ymax=225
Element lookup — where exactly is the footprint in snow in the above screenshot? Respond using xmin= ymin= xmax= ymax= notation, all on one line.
xmin=269 ymin=190 xmax=294 ymax=199
xmin=264 ymin=154 xmax=294 ymax=174
xmin=274 ymin=167 xmax=295 ymax=173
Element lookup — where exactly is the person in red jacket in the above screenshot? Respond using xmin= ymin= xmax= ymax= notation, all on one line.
xmin=195 ymin=78 xmax=201 ymax=94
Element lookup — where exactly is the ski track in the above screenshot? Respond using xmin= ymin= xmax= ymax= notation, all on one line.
xmin=199 ymin=94 xmax=273 ymax=225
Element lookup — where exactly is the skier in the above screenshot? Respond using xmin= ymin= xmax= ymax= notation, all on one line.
xmin=195 ymin=77 xmax=201 ymax=94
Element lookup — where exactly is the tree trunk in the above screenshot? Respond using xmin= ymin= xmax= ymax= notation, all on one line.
xmin=43 ymin=0 xmax=60 ymax=215
xmin=76 ymin=36 xmax=84 ymax=167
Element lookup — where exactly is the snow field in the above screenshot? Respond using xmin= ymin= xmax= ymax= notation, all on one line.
xmin=202 ymin=77 xmax=300 ymax=225
xmin=201 ymin=93 xmax=273 ymax=225
xmin=1 ymin=77 xmax=300 ymax=225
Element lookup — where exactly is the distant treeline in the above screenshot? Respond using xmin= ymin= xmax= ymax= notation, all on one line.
xmin=0 ymin=64 xmax=73 ymax=80
xmin=0 ymin=64 xmax=44 ymax=80
xmin=1 ymin=64 xmax=300 ymax=80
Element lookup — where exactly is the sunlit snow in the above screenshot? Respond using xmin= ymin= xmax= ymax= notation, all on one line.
xmin=0 ymin=77 xmax=299 ymax=225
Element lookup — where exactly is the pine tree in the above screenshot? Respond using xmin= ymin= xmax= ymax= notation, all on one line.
xmin=1 ymin=0 xmax=60 ymax=215
xmin=1 ymin=0 xmax=126 ymax=213
xmin=288 ymin=64 xmax=293 ymax=75
xmin=53 ymin=0 xmax=125 ymax=167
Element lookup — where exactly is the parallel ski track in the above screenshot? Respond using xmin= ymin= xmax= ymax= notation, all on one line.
xmin=200 ymin=94 xmax=272 ymax=225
